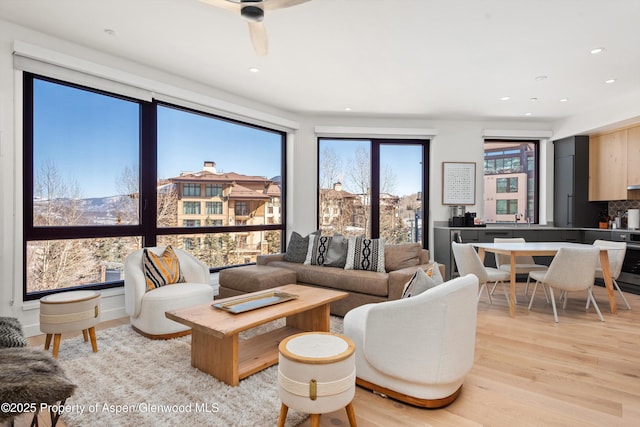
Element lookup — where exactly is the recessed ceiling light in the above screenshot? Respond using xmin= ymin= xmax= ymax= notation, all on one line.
xmin=529 ymin=97 xmax=538 ymax=102
xmin=104 ymin=28 xmax=117 ymax=36
xmin=248 ymin=67 xmax=260 ymax=73
xmin=344 ymin=107 xmax=352 ymax=112
xmin=500 ymin=96 xmax=511 ymax=101
xmin=524 ymin=112 xmax=533 ymax=116
xmin=559 ymin=98 xmax=569 ymax=102
xmin=590 ymin=47 xmax=605 ymax=54
xmin=605 ymin=78 xmax=616 ymax=84
xmin=535 ymin=75 xmax=548 ymax=81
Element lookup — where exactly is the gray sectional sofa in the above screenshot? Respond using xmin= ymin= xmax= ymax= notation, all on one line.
xmin=218 ymin=242 xmax=444 ymax=316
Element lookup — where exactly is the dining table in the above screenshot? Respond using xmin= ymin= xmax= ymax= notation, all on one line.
xmin=472 ymin=241 xmax=619 ymax=318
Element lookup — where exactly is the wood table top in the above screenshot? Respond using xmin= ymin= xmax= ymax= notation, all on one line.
xmin=165 ymin=284 xmax=347 ymax=339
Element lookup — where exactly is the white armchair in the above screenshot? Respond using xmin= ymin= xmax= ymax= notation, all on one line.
xmin=124 ymin=246 xmax=214 ymax=339
xmin=343 ymin=274 xmax=479 ymax=408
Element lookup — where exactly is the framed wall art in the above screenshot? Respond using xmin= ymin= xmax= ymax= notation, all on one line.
xmin=442 ymin=162 xmax=476 ymax=205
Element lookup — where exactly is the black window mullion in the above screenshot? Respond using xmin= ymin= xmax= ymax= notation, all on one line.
xmin=420 ymin=141 xmax=429 ymax=249
xmin=370 ymin=141 xmax=381 ymax=238
xmin=140 ymin=101 xmax=157 ymax=247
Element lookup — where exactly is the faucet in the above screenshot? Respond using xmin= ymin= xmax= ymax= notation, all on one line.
xmin=514 ymin=213 xmax=522 ymax=227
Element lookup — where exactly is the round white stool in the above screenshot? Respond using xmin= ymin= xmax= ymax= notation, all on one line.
xmin=40 ymin=290 xmax=101 ymax=358
xmin=277 ymin=332 xmax=357 ymax=427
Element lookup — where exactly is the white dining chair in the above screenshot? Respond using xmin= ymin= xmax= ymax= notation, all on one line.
xmin=591 ymin=240 xmax=630 ymax=310
xmin=528 ymin=246 xmax=602 ymax=323
xmin=452 ymin=242 xmax=511 ymax=304
xmin=492 ymin=237 xmax=548 ymax=299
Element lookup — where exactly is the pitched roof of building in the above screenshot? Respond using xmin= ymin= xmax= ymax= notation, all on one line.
xmin=228 ymin=183 xmax=270 ymax=200
xmin=170 ymin=170 xmax=270 ymax=183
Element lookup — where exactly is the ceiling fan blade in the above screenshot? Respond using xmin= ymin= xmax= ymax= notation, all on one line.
xmin=263 ymin=0 xmax=311 ymax=11
xmin=198 ymin=0 xmax=240 ymax=13
xmin=248 ymin=21 xmax=268 ymax=56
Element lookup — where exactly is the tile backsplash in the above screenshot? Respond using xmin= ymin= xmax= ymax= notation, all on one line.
xmin=608 ymin=200 xmax=640 ymax=216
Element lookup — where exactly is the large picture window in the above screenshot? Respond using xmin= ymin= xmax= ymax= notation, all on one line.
xmin=317 ymin=138 xmax=429 ymax=245
xmin=23 ymin=74 xmax=286 ymax=299
xmin=484 ymin=140 xmax=538 ymax=224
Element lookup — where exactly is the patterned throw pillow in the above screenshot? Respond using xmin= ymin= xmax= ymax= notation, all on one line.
xmin=305 ymin=234 xmax=333 ymax=266
xmin=284 ymin=231 xmax=320 ymax=263
xmin=344 ymin=237 xmax=386 ymax=273
xmin=0 ymin=317 xmax=28 ymax=348
xmin=401 ymin=265 xmax=443 ymax=298
xmin=142 ymin=246 xmax=185 ymax=291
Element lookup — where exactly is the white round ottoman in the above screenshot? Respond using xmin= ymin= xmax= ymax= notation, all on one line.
xmin=40 ymin=290 xmax=101 ymax=357
xmin=277 ymin=332 xmax=357 ymax=427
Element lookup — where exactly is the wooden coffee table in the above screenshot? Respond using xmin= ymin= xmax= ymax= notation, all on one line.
xmin=165 ymin=284 xmax=347 ymax=386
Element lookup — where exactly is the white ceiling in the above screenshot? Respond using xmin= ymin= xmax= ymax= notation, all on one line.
xmin=1 ymin=0 xmax=639 ymax=123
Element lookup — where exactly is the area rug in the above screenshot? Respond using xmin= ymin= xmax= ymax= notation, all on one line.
xmin=57 ymin=317 xmax=343 ymax=426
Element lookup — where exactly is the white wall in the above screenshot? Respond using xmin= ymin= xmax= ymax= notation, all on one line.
xmin=293 ymin=115 xmax=555 ymax=251
xmin=1 ymin=18 xmax=637 ymax=335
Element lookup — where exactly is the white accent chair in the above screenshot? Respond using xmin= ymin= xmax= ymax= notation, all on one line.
xmin=528 ymin=246 xmax=603 ymax=323
xmin=493 ymin=237 xmax=548 ymax=299
xmin=591 ymin=240 xmax=630 ymax=310
xmin=343 ymin=274 xmax=479 ymax=408
xmin=124 ymin=246 xmax=214 ymax=339
xmin=451 ymin=241 xmax=511 ymax=304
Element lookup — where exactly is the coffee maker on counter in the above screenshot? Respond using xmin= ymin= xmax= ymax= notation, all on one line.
xmin=448 ymin=206 xmax=478 ymax=227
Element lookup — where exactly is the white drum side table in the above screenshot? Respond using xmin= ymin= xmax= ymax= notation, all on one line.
xmin=277 ymin=332 xmax=357 ymax=427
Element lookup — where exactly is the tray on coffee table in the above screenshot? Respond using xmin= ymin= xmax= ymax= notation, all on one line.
xmin=212 ymin=291 xmax=298 ymax=314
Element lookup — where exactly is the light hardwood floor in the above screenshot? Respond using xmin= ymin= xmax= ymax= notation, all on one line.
xmin=16 ymin=285 xmax=640 ymax=427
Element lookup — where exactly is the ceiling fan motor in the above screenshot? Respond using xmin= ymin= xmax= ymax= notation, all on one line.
xmin=241 ymin=1 xmax=264 ymax=22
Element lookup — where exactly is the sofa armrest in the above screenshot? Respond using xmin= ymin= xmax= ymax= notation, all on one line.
xmin=387 ymin=262 xmax=445 ymax=300
xmin=257 ymin=253 xmax=286 ymax=265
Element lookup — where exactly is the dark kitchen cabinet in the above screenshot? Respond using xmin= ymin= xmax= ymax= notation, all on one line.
xmin=554 ymin=136 xmax=606 ymax=227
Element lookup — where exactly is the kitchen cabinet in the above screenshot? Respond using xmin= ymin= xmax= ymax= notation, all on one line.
xmin=555 ymin=136 xmax=605 ymax=226
xmin=628 ymin=126 xmax=640 ymax=187
xmin=583 ymin=230 xmax=612 ymax=244
xmin=589 ymin=127 xmax=640 ymax=200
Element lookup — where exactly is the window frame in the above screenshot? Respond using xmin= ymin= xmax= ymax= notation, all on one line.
xmin=22 ymin=73 xmax=287 ymax=300
xmin=316 ymin=137 xmax=430 ymax=248
xmin=484 ymin=139 xmax=540 ymax=224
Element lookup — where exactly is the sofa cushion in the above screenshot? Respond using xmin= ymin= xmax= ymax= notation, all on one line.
xmin=345 ymin=237 xmax=386 ymax=273
xmin=219 ymin=265 xmax=297 ymax=293
xmin=268 ymin=261 xmax=390 ymax=297
xmin=384 ymin=243 xmax=422 ymax=272
xmin=142 ymin=246 xmax=185 ymax=291
xmin=284 ymin=231 xmax=319 ymax=263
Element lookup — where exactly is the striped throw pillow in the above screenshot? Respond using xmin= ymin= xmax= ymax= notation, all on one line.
xmin=142 ymin=246 xmax=185 ymax=291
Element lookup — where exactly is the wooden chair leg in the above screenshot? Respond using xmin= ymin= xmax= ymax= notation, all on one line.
xmin=82 ymin=329 xmax=89 ymax=342
xmin=44 ymin=334 xmax=52 ymax=350
xmin=88 ymin=327 xmax=98 ymax=352
xmin=52 ymin=334 xmax=62 ymax=357
xmin=345 ymin=402 xmax=357 ymax=426
xmin=277 ymin=403 xmax=288 ymax=427
xmin=310 ymin=414 xmax=321 ymax=427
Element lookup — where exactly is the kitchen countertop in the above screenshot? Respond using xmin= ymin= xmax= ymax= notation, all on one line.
xmin=433 ymin=223 xmax=640 ymax=234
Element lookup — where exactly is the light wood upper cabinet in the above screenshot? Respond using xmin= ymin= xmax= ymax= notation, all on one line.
xmin=589 ymin=130 xmax=628 ymax=201
xmin=628 ymin=126 xmax=640 ymax=186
